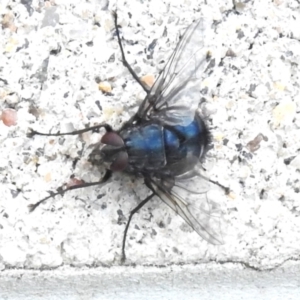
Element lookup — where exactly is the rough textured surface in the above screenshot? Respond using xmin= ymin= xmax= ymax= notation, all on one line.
xmin=0 ymin=0 xmax=300 ymax=273
xmin=1 ymin=262 xmax=300 ymax=299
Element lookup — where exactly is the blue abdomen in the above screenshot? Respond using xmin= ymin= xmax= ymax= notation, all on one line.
xmin=163 ymin=118 xmax=207 ymax=166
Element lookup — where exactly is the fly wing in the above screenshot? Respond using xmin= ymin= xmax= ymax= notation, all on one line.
xmin=147 ymin=166 xmax=224 ymax=245
xmin=138 ymin=18 xmax=215 ymax=126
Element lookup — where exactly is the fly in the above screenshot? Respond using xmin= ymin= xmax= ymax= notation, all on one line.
xmin=28 ymin=12 xmax=229 ymax=262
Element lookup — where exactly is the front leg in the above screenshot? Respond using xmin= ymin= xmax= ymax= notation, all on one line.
xmin=112 ymin=11 xmax=150 ymax=94
xmin=27 ymin=123 xmax=112 ymax=138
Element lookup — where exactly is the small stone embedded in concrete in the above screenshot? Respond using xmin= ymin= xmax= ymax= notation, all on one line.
xmin=140 ymin=74 xmax=155 ymax=88
xmin=98 ymin=81 xmax=112 ymax=93
xmin=272 ymin=100 xmax=296 ymax=128
xmin=1 ymin=108 xmax=18 ymax=126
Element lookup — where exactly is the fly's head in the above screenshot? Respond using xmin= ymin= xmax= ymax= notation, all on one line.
xmin=88 ymin=131 xmax=128 ymax=172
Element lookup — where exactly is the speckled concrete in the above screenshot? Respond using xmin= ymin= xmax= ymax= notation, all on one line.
xmin=0 ymin=0 xmax=299 ymax=283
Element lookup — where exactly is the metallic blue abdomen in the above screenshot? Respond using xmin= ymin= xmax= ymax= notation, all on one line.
xmin=164 ymin=119 xmax=202 ymax=162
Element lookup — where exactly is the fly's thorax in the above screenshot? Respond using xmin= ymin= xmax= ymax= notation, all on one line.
xmin=120 ymin=124 xmax=167 ymax=172
xmin=89 ymin=131 xmax=128 ymax=172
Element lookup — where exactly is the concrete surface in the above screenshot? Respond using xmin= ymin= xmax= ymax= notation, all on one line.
xmin=1 ymin=0 xmax=300 ymax=298
xmin=1 ymin=262 xmax=300 ymax=299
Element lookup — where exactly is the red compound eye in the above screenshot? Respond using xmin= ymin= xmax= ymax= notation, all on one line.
xmin=110 ymin=151 xmax=128 ymax=172
xmin=101 ymin=132 xmax=124 ymax=147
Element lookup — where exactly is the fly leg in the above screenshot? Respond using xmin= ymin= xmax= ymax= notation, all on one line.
xmin=29 ymin=170 xmax=112 ymax=212
xmin=121 ymin=193 xmax=155 ymax=262
xmin=112 ymin=11 xmax=150 ymax=94
xmin=27 ymin=123 xmax=112 ymax=138
xmin=199 ymin=173 xmax=230 ymax=195
xmin=209 ymin=179 xmax=230 ymax=195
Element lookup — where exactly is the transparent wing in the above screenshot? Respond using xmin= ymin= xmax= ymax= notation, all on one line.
xmin=147 ymin=164 xmax=224 ymax=245
xmin=138 ymin=18 xmax=214 ymax=126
